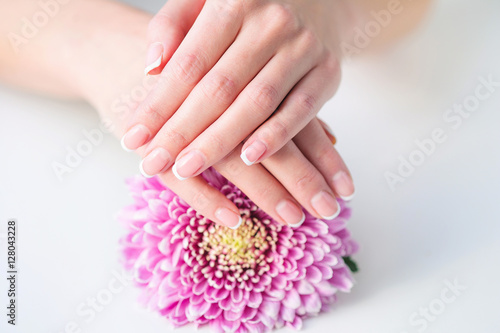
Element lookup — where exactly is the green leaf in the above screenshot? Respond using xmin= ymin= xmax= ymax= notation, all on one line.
xmin=342 ymin=256 xmax=358 ymax=273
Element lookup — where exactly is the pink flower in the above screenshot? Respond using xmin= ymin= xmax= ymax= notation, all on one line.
xmin=119 ymin=168 xmax=358 ymax=333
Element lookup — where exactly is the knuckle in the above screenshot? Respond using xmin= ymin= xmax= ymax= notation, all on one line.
xmin=323 ymin=54 xmax=340 ymax=77
xmin=266 ymin=3 xmax=297 ymax=31
xmin=205 ymin=132 xmax=226 ymax=156
xmin=171 ymin=51 xmax=207 ymax=85
xmin=201 ymin=73 xmax=238 ymax=104
xmin=148 ymin=14 xmax=169 ymax=34
xmin=314 ymin=145 xmax=336 ymax=168
xmin=142 ymin=98 xmax=167 ymax=123
xmin=298 ymin=28 xmax=322 ymax=55
xmin=267 ymin=118 xmax=289 ymax=147
xmin=191 ymin=188 xmax=210 ymax=210
xmin=212 ymin=0 xmax=243 ymax=21
xmin=217 ymin=152 xmax=244 ymax=178
xmin=164 ymin=127 xmax=189 ymax=148
xmin=295 ymin=165 xmax=321 ymax=193
xmin=294 ymin=91 xmax=317 ymax=117
xmin=249 ymin=82 xmax=280 ymax=116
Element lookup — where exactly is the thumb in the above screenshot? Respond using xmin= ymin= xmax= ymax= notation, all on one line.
xmin=145 ymin=0 xmax=205 ymax=76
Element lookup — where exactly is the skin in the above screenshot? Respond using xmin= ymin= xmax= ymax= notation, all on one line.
xmin=127 ymin=0 xmax=431 ymax=179
xmin=0 ymin=0 xmax=430 ymax=228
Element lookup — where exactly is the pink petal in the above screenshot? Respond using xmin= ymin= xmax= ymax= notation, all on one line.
xmin=306 ymin=265 xmax=322 ymax=284
xmin=224 ymin=307 xmax=245 ymax=321
xmin=302 ymin=292 xmax=321 ymax=314
xmin=205 ymin=303 xmax=223 ymax=320
xmin=186 ymin=300 xmax=211 ymax=320
xmin=248 ymin=291 xmax=263 ymax=308
xmin=289 ymin=316 xmax=303 ymax=330
xmin=282 ymin=289 xmax=301 ymax=309
xmin=314 ymin=281 xmax=337 ymax=296
xmin=193 ymin=279 xmax=208 ymax=295
xmin=296 ymin=280 xmax=315 ymax=295
xmin=280 ymin=306 xmax=296 ymax=323
xmin=288 ymin=247 xmax=304 ymax=260
xmin=231 ymin=287 xmax=243 ymax=303
xmin=241 ymin=307 xmax=258 ymax=322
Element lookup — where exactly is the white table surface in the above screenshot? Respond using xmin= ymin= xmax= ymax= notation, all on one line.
xmin=1 ymin=0 xmax=499 ymax=332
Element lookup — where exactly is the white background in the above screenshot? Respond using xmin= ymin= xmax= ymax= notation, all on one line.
xmin=1 ymin=0 xmax=499 ymax=332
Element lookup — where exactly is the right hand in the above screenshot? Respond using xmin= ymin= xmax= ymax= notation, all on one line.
xmin=142 ymin=117 xmax=354 ymax=228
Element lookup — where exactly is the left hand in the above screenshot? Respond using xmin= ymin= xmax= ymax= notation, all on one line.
xmin=122 ymin=0 xmax=347 ymax=180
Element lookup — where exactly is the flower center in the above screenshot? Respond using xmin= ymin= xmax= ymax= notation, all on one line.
xmin=195 ymin=209 xmax=280 ymax=282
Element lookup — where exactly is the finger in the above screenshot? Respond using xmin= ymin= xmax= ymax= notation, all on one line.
xmin=214 ymin=145 xmax=306 ymax=227
xmin=134 ymin=143 xmax=241 ymax=229
xmin=318 ymin=118 xmax=337 ymax=144
xmin=240 ymin=56 xmax=341 ymax=165
xmin=142 ymin=20 xmax=280 ymax=178
xmin=294 ymin=119 xmax=355 ymax=201
xmin=122 ymin=0 xmax=244 ymax=151
xmin=261 ymin=140 xmax=341 ymax=220
xmin=171 ymin=33 xmax=320 ymax=179
xmin=145 ymin=0 xmax=205 ymax=75
xmin=156 ymin=169 xmax=243 ymax=229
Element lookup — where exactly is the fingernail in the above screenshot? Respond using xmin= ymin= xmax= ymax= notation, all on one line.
xmin=321 ymin=122 xmax=336 ymax=145
xmin=215 ymin=208 xmax=243 ymax=229
xmin=241 ymin=140 xmax=267 ymax=166
xmin=121 ymin=124 xmax=151 ymax=151
xmin=140 ymin=147 xmax=171 ymax=178
xmin=332 ymin=171 xmax=355 ymax=201
xmin=276 ymin=200 xmax=305 ymax=228
xmin=172 ymin=150 xmax=206 ymax=180
xmin=311 ymin=191 xmax=341 ymax=220
xmin=145 ymin=42 xmax=164 ymax=76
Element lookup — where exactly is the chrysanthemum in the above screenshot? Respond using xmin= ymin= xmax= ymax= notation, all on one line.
xmin=120 ymin=168 xmax=358 ymax=333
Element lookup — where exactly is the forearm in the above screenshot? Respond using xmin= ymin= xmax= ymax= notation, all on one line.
xmin=0 ymin=0 xmax=150 ymax=103
xmin=340 ymin=0 xmax=432 ymax=51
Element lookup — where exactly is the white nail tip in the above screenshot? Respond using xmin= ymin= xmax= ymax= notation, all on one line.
xmin=240 ymin=149 xmax=254 ymax=166
xmin=290 ymin=212 xmax=306 ymax=228
xmin=229 ymin=216 xmax=243 ymax=230
xmin=144 ymin=54 xmax=162 ymax=76
xmin=172 ymin=164 xmax=187 ymax=181
xmin=139 ymin=160 xmax=154 ymax=178
xmin=322 ymin=201 xmax=341 ymax=220
xmin=339 ymin=190 xmax=356 ymax=202
xmin=120 ymin=136 xmax=133 ymax=152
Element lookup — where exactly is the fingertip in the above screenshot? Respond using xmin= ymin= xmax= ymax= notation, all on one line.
xmin=145 ymin=42 xmax=164 ymax=76
xmin=172 ymin=163 xmax=187 ymax=181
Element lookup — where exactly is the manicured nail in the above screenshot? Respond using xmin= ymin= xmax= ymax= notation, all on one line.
xmin=241 ymin=140 xmax=267 ymax=166
xmin=215 ymin=208 xmax=243 ymax=229
xmin=321 ymin=122 xmax=336 ymax=145
xmin=139 ymin=147 xmax=171 ymax=178
xmin=332 ymin=171 xmax=355 ymax=201
xmin=121 ymin=124 xmax=151 ymax=152
xmin=172 ymin=150 xmax=206 ymax=180
xmin=311 ymin=191 xmax=341 ymax=220
xmin=276 ymin=200 xmax=305 ymax=228
xmin=145 ymin=42 xmax=163 ymax=76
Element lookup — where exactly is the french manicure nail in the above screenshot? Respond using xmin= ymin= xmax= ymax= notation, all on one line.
xmin=145 ymin=42 xmax=164 ymax=76
xmin=311 ymin=191 xmax=340 ymax=220
xmin=276 ymin=200 xmax=305 ymax=228
xmin=215 ymin=208 xmax=242 ymax=229
xmin=332 ymin=171 xmax=355 ymax=201
xmin=121 ymin=124 xmax=151 ymax=151
xmin=240 ymin=140 xmax=267 ymax=166
xmin=140 ymin=147 xmax=171 ymax=178
xmin=173 ymin=150 xmax=206 ymax=180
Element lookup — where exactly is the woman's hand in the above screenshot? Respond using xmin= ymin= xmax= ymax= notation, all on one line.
xmin=147 ymin=117 xmax=353 ymax=228
xmin=121 ymin=0 xmax=351 ymax=182
xmin=0 ymin=0 xmax=356 ymax=229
